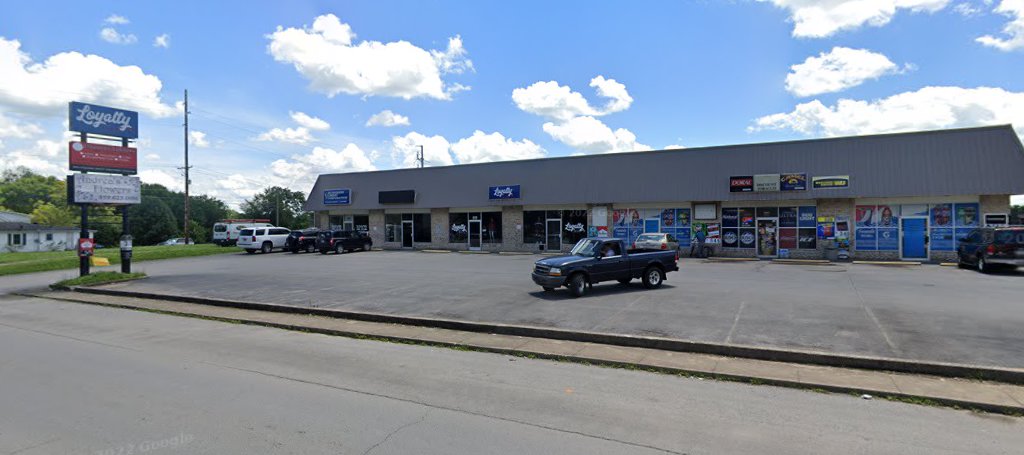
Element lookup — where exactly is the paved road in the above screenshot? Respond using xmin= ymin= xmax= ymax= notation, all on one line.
xmin=1 ymin=295 xmax=1021 ymax=455
xmin=82 ymin=250 xmax=1024 ymax=369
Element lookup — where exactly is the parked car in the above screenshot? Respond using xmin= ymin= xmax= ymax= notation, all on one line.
xmin=632 ymin=232 xmax=680 ymax=251
xmin=285 ymin=228 xmax=321 ymax=253
xmin=316 ymin=230 xmax=373 ymax=254
xmin=957 ymin=227 xmax=1024 ymax=272
xmin=213 ymin=219 xmax=273 ymax=246
xmin=237 ymin=227 xmax=291 ymax=254
xmin=531 ymin=237 xmax=679 ymax=297
xmin=158 ymin=238 xmax=196 ymax=246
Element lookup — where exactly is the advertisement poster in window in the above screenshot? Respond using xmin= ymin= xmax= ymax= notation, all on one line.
xmin=613 ymin=226 xmax=628 ymax=239
xmin=931 ymin=227 xmax=954 ymax=251
xmin=955 ymin=228 xmax=973 ymax=249
xmin=954 ymin=203 xmax=979 ymax=228
xmin=877 ymin=228 xmax=898 ymax=251
xmin=798 ymin=206 xmax=816 ymax=227
xmin=855 ymin=205 xmax=876 ymax=227
xmin=596 ymin=226 xmax=610 ymax=238
xmin=660 ymin=209 xmax=675 ymax=228
xmin=779 ymin=207 xmax=798 ymax=227
xmin=739 ymin=228 xmax=756 ymax=249
xmin=706 ymin=223 xmax=721 ymax=244
xmin=739 ymin=208 xmax=755 ymax=228
xmin=931 ymin=204 xmax=952 ymax=227
xmin=798 ymin=228 xmax=817 ymax=249
xmin=678 ymin=227 xmax=691 ymax=246
xmin=779 ymin=228 xmax=798 ymax=249
xmin=676 ymin=208 xmax=691 ymax=227
xmin=722 ymin=229 xmax=739 ymax=248
xmin=721 ymin=208 xmax=738 ymax=227
xmin=877 ymin=205 xmax=898 ymax=227
xmin=855 ymin=228 xmax=877 ymax=250
xmin=629 ymin=209 xmax=642 ymax=228
xmin=613 ymin=210 xmax=628 ymax=227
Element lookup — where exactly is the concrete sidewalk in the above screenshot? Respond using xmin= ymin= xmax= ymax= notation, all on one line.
xmin=29 ymin=290 xmax=1024 ymax=416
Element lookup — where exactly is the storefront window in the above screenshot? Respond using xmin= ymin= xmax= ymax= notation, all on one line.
xmin=413 ymin=214 xmax=431 ymax=242
xmin=449 ymin=213 xmax=468 ymax=243
xmin=482 ymin=212 xmax=502 ymax=243
xmin=562 ymin=210 xmax=588 ymax=245
xmin=385 ymin=214 xmax=401 ymax=242
xmin=328 ymin=215 xmax=343 ymax=230
xmin=523 ymin=211 xmax=546 ymax=243
xmin=354 ymin=215 xmax=369 ymax=233
xmin=723 ymin=206 xmax=816 ymax=250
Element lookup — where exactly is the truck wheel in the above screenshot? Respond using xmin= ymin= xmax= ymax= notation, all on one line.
xmin=568 ymin=273 xmax=587 ymax=298
xmin=642 ymin=266 xmax=664 ymax=289
xmin=261 ymin=242 xmax=273 ymax=254
xmin=244 ymin=249 xmax=256 ymax=254
xmin=334 ymin=244 xmax=342 ymax=254
xmin=363 ymin=242 xmax=371 ymax=251
xmin=617 ymin=278 xmax=631 ymax=285
xmin=977 ymin=256 xmax=988 ymax=273
xmin=306 ymin=244 xmax=315 ymax=253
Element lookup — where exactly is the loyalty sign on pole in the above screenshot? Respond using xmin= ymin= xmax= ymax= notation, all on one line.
xmin=69 ymin=102 xmax=139 ymax=139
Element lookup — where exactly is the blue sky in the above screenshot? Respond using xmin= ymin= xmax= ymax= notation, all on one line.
xmin=0 ymin=1 xmax=1021 ymax=206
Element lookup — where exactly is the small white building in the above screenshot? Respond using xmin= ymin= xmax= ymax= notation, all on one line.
xmin=0 ymin=211 xmax=84 ymax=252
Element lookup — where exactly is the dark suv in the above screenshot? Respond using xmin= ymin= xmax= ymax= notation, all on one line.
xmin=957 ymin=227 xmax=1024 ymax=272
xmin=316 ymin=230 xmax=373 ymax=254
xmin=285 ymin=228 xmax=321 ymax=253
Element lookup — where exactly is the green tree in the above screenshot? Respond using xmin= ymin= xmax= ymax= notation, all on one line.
xmin=0 ymin=168 xmax=64 ymax=214
xmin=186 ymin=219 xmax=208 ymax=243
xmin=30 ymin=202 xmax=78 ymax=227
xmin=127 ymin=196 xmax=179 ymax=245
xmin=240 ymin=186 xmax=311 ymax=229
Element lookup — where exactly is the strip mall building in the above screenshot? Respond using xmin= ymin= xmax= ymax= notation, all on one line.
xmin=304 ymin=125 xmax=1024 ymax=262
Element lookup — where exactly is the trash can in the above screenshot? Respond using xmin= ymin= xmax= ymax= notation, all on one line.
xmin=824 ymin=240 xmax=839 ymax=261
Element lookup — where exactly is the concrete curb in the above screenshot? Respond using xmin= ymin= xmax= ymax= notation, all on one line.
xmin=72 ymin=286 xmax=1024 ymax=385
xmin=497 ymin=251 xmax=533 ymax=256
xmin=704 ymin=257 xmax=758 ymax=262
xmin=420 ymin=249 xmax=452 ymax=254
xmin=853 ymin=260 xmax=921 ymax=266
xmin=457 ymin=250 xmax=492 ymax=254
xmin=771 ymin=259 xmax=832 ymax=265
xmin=29 ymin=290 xmax=1024 ymax=416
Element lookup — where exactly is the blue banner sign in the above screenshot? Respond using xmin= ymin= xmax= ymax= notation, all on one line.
xmin=69 ymin=102 xmax=139 ymax=139
xmin=323 ymin=188 xmax=351 ymax=205
xmin=489 ymin=184 xmax=520 ymax=199
xmin=877 ymin=228 xmax=899 ymax=251
xmin=855 ymin=228 xmax=877 ymax=250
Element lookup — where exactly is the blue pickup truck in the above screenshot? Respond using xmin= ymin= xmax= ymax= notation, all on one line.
xmin=531 ymin=238 xmax=680 ymax=297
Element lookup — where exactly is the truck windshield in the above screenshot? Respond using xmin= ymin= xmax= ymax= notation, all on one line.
xmin=570 ymin=239 xmax=602 ymax=256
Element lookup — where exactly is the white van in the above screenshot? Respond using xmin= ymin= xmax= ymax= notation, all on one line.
xmin=213 ymin=219 xmax=273 ymax=246
xmin=237 ymin=227 xmax=291 ymax=254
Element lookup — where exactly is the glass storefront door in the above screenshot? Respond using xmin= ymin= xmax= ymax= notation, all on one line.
xmin=546 ymin=219 xmax=561 ymax=251
xmin=469 ymin=219 xmax=482 ymax=250
xmin=757 ymin=218 xmax=778 ymax=257
xmin=402 ymin=220 xmax=413 ymax=248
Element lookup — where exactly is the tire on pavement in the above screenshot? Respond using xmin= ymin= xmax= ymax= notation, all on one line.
xmin=568 ymin=273 xmax=587 ymax=298
xmin=642 ymin=266 xmax=664 ymax=289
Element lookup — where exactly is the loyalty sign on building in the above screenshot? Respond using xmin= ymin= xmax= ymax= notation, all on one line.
xmin=323 ymin=188 xmax=351 ymax=205
xmin=489 ymin=184 xmax=520 ymax=199
xmin=69 ymin=142 xmax=137 ymax=174
xmin=69 ymin=102 xmax=139 ymax=139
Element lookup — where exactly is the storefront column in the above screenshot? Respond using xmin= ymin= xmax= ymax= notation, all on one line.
xmin=502 ymin=205 xmax=523 ymax=252
xmin=368 ymin=210 xmax=385 ymax=247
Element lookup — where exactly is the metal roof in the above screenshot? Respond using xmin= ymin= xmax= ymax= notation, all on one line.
xmin=0 ymin=222 xmax=78 ymax=231
xmin=305 ymin=125 xmax=1024 ymax=211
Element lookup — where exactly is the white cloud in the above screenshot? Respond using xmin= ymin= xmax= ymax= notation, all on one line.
xmin=0 ymin=37 xmax=176 ymax=117
xmin=953 ymin=2 xmax=983 ymax=16
xmin=144 ymin=153 xmax=160 ymax=160
xmin=0 ymin=111 xmax=43 ymax=139
xmin=269 ymin=144 xmax=377 ymax=189
xmin=760 ymin=0 xmax=950 ymax=38
xmin=750 ymin=86 xmax=1024 ymax=138
xmin=786 ymin=47 xmax=906 ymax=97
xmin=138 ymin=169 xmax=182 ymax=191
xmin=256 ymin=127 xmax=313 ymax=145
xmin=153 ymin=34 xmax=171 ymax=48
xmin=663 ymin=144 xmax=687 ymax=149
xmin=100 ymin=27 xmax=137 ymax=45
xmin=976 ymin=1 xmax=1024 ymax=51
xmin=512 ymin=76 xmax=633 ymax=121
xmin=289 ymin=111 xmax=330 ymax=130
xmin=267 ymin=14 xmax=472 ymax=100
xmin=542 ymin=116 xmax=651 ymax=154
xmin=0 ymin=139 xmax=63 ymax=176
xmin=450 ymin=131 xmax=546 ymax=164
xmin=105 ymin=15 xmax=130 ymax=25
xmin=189 ymin=130 xmax=209 ymax=148
xmin=365 ymin=110 xmax=410 ymax=127
xmin=391 ymin=131 xmax=453 ymax=167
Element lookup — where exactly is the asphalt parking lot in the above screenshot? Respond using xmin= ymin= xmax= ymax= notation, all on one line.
xmin=97 ymin=249 xmax=1024 ymax=369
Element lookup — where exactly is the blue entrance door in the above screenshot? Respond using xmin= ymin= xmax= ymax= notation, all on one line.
xmin=901 ymin=218 xmax=928 ymax=259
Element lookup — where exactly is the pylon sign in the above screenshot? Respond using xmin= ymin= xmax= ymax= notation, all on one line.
xmin=69 ymin=101 xmax=139 ymax=139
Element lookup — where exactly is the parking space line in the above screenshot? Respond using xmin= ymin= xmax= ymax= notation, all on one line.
xmin=847 ymin=274 xmax=901 ymax=355
xmin=725 ymin=301 xmax=746 ymax=344
xmin=590 ymin=295 xmax=645 ymax=332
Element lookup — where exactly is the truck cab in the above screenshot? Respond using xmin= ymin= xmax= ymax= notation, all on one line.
xmin=531 ymin=238 xmax=679 ymax=297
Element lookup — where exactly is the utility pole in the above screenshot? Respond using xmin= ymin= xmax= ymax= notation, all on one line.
xmin=417 ymin=145 xmax=424 ymax=168
xmin=182 ymin=89 xmax=192 ymax=244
